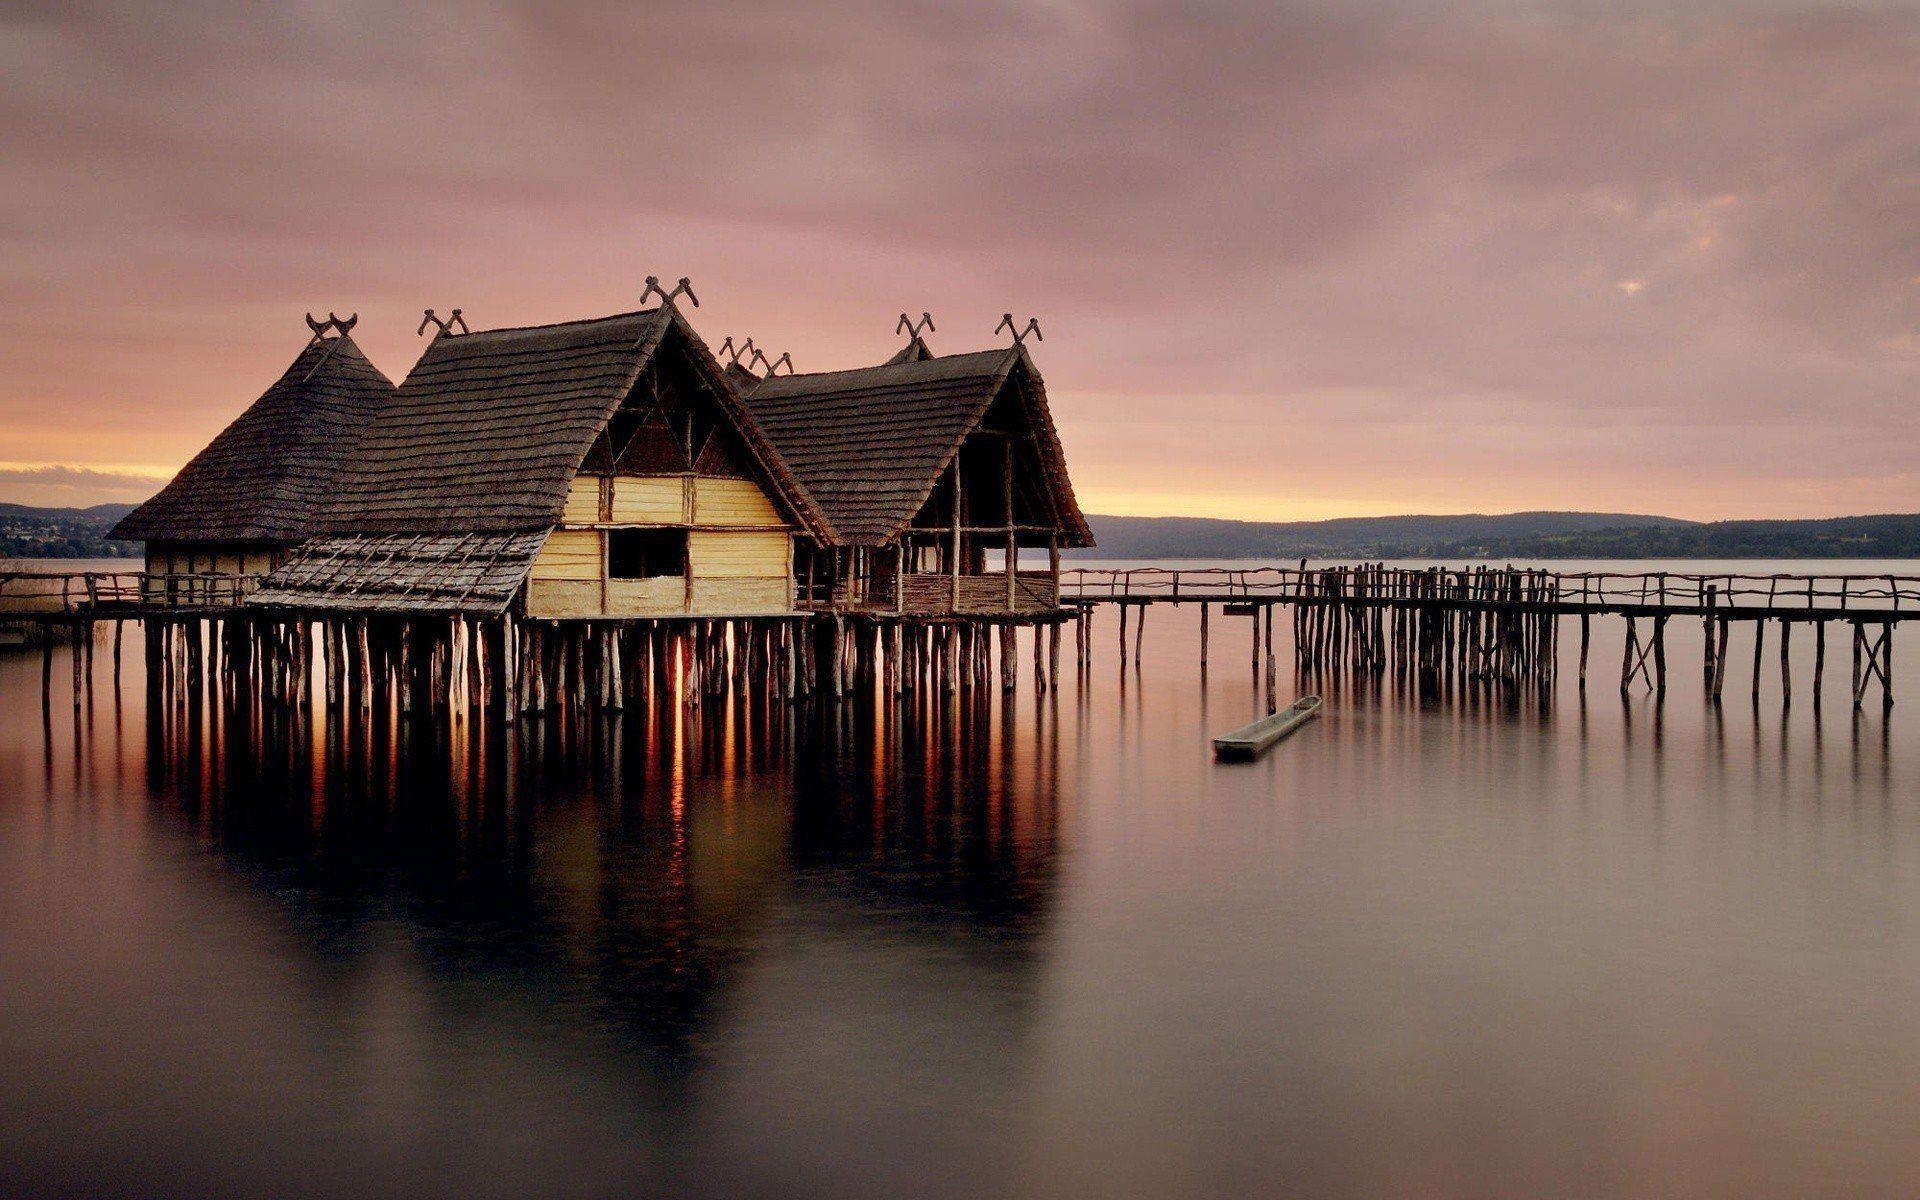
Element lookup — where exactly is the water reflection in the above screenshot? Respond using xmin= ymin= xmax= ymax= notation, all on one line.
xmin=4 ymin=599 xmax=1918 ymax=1200
xmin=136 ymin=678 xmax=1063 ymax=1083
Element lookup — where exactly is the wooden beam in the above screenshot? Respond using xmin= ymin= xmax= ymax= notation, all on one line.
xmin=1004 ymin=439 xmax=1016 ymax=612
xmin=949 ymin=458 xmax=962 ymax=613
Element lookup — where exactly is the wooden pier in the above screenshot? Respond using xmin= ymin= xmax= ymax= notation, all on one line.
xmin=1058 ymin=566 xmax=1909 ymax=710
xmin=2 ymin=564 xmax=1908 ymax=726
xmin=1 ymin=568 xmax=1077 ymax=732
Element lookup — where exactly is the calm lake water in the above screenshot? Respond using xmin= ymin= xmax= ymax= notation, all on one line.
xmin=2 ymin=559 xmax=1917 ymax=1199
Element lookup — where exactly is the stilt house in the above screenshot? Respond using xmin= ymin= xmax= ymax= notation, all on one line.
xmin=739 ymin=336 xmax=1091 ymax=616
xmin=109 ymin=317 xmax=395 ymax=604
xmin=248 ymin=305 xmax=826 ymax=618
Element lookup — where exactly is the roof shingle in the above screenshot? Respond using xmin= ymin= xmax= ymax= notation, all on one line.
xmin=318 ymin=310 xmax=669 ymax=535
xmin=110 ymin=335 xmax=394 ymax=543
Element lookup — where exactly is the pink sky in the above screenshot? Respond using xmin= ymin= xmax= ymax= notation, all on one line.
xmin=1 ymin=1 xmax=1915 ymax=520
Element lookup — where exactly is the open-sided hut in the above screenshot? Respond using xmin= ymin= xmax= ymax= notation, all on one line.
xmin=248 ymin=306 xmax=825 ymax=619
xmin=739 ymin=340 xmax=1091 ymax=616
xmin=109 ymin=319 xmax=395 ymax=605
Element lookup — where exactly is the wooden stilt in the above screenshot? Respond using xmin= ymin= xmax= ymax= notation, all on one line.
xmin=1779 ymin=620 xmax=1792 ymax=705
xmin=1851 ymin=622 xmax=1863 ymax=710
xmin=1812 ymin=620 xmax=1826 ymax=708
xmin=1199 ymin=602 xmax=1210 ymax=670
xmin=1653 ymin=615 xmax=1667 ymax=697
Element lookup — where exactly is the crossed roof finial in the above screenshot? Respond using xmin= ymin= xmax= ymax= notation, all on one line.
xmin=304 ymin=311 xmax=358 ymax=345
xmin=747 ymin=347 xmax=794 ymax=377
xmin=995 ymin=313 xmax=1042 ymax=345
xmin=418 ymin=308 xmax=469 ymax=338
xmin=718 ymin=335 xmax=757 ymax=366
xmin=642 ymin=275 xmax=699 ymax=309
xmin=896 ymin=311 xmax=935 ymax=340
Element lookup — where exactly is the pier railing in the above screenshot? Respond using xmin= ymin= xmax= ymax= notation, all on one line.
xmin=0 ymin=570 xmax=256 ymax=616
xmin=4 ymin=565 xmax=1915 ymax=620
xmin=1060 ymin=567 xmax=1918 ymax=615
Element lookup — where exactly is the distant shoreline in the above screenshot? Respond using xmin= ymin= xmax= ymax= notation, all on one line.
xmin=4 ymin=503 xmax=1919 ymax=562
xmin=1072 ymin=511 xmax=1920 ymax=562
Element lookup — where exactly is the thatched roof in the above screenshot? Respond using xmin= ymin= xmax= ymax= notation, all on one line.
xmin=316 ymin=307 xmax=825 ymax=538
xmin=246 ymin=532 xmax=547 ymax=615
xmin=740 ymin=345 xmax=1093 ymax=548
xmin=110 ymin=334 xmax=395 ymax=544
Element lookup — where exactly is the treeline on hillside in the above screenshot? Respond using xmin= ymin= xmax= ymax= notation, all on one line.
xmin=1077 ymin=511 xmax=1920 ymax=560
xmin=6 ymin=502 xmax=1918 ymax=561
xmin=0 ymin=503 xmax=140 ymax=560
xmin=1483 ymin=514 xmax=1920 ymax=559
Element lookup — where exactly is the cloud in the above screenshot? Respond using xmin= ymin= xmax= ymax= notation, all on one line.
xmin=0 ymin=463 xmax=165 ymax=507
xmin=0 ymin=0 xmax=1914 ymax=519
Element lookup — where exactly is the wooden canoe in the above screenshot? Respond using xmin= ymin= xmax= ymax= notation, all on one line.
xmin=1212 ymin=696 xmax=1322 ymax=761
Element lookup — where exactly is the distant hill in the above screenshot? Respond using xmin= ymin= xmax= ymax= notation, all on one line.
xmin=5 ymin=501 xmax=1917 ymax=561
xmin=1077 ymin=511 xmax=1920 ymax=560
xmin=0 ymin=502 xmax=140 ymax=559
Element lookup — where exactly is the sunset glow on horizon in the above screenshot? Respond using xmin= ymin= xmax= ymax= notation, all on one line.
xmin=2 ymin=2 xmax=1914 ymax=521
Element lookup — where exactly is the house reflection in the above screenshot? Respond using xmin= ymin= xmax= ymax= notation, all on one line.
xmin=141 ymin=687 xmax=1063 ymax=1078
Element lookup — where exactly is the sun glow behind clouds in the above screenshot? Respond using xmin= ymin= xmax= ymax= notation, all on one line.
xmin=1075 ymin=488 xmax=1474 ymax=523
xmin=0 ymin=462 xmax=173 ymax=506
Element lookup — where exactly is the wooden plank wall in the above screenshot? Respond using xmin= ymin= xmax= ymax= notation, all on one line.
xmin=898 ymin=572 xmax=1056 ymax=615
xmin=529 ymin=530 xmax=601 ymax=580
xmin=560 ymin=475 xmax=786 ymax=527
xmin=146 ymin=547 xmax=277 ymax=576
xmin=689 ymin=530 xmax=789 ymax=575
xmin=611 ymin=477 xmax=682 ymax=524
xmin=526 ymin=472 xmax=795 ymax=619
xmin=692 ymin=477 xmax=781 ymax=526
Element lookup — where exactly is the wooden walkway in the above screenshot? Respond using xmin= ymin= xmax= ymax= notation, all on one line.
xmin=0 ymin=569 xmax=251 ymax=617
xmin=2 ymin=564 xmax=1909 ymax=713
xmin=1 ymin=567 xmax=1075 ymax=726
xmin=1058 ymin=566 xmax=1911 ymax=709
xmin=1060 ymin=566 xmax=1916 ymax=619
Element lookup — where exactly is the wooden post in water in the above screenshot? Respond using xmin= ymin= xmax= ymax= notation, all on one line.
xmin=1199 ymin=602 xmax=1209 ymax=671
xmin=1702 ymin=585 xmax=1717 ymax=689
xmin=1888 ymin=626 xmax=1896 ymax=710
xmin=1779 ymin=620 xmax=1792 ymax=705
xmin=1812 ymin=620 xmax=1826 ymax=709
xmin=1653 ymin=615 xmax=1667 ymax=697
xmin=1851 ymin=622 xmax=1863 ymax=710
